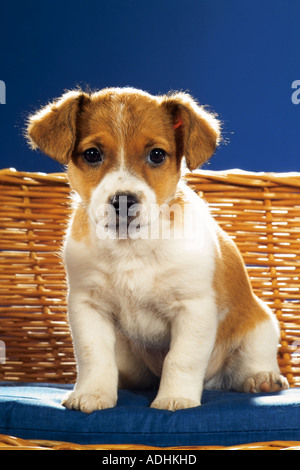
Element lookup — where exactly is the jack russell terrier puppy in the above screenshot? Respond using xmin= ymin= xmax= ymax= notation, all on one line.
xmin=26 ymin=87 xmax=288 ymax=413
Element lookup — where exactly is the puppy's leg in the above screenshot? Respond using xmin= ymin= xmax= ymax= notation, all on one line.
xmin=230 ymin=314 xmax=289 ymax=393
xmin=151 ymin=296 xmax=217 ymax=411
xmin=61 ymin=290 xmax=118 ymax=413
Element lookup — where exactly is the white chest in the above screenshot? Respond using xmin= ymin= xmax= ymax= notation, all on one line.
xmin=109 ymin=253 xmax=171 ymax=348
xmin=65 ymin=231 xmax=216 ymax=349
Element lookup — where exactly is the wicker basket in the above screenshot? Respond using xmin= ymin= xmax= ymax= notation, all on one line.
xmin=0 ymin=167 xmax=299 ymax=450
xmin=0 ymin=434 xmax=299 ymax=450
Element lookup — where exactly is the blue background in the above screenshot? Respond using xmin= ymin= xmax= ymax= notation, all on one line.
xmin=0 ymin=0 xmax=299 ymax=174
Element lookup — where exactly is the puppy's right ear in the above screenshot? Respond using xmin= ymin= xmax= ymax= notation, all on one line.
xmin=26 ymin=90 xmax=88 ymax=164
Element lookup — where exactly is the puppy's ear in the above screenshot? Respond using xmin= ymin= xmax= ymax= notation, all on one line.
xmin=26 ymin=90 xmax=88 ymax=164
xmin=162 ymin=92 xmax=221 ymax=171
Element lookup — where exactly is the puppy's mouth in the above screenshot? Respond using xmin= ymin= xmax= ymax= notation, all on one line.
xmin=107 ymin=215 xmax=145 ymax=229
xmin=114 ymin=216 xmax=142 ymax=228
xmin=101 ymin=217 xmax=149 ymax=240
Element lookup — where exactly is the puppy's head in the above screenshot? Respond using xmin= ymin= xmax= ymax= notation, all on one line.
xmin=26 ymin=87 xmax=220 ymax=236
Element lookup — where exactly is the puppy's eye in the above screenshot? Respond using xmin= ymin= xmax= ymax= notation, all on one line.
xmin=147 ymin=148 xmax=166 ymax=166
xmin=82 ymin=148 xmax=103 ymax=165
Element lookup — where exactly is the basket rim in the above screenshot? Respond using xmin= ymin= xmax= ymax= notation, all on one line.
xmin=0 ymin=167 xmax=68 ymax=185
xmin=186 ymin=168 xmax=300 ymax=189
xmin=0 ymin=167 xmax=300 ymax=188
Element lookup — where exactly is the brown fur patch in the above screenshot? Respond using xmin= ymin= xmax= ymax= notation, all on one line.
xmin=26 ymin=90 xmax=88 ymax=164
xmin=70 ymin=204 xmax=90 ymax=243
xmin=213 ymin=226 xmax=270 ymax=346
xmin=161 ymin=92 xmax=221 ymax=170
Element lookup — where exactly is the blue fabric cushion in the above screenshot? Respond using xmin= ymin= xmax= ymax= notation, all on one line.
xmin=0 ymin=382 xmax=299 ymax=447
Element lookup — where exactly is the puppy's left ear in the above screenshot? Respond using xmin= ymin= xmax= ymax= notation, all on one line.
xmin=161 ymin=92 xmax=221 ymax=171
xmin=26 ymin=90 xmax=88 ymax=164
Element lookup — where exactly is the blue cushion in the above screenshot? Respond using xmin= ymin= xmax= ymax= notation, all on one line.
xmin=0 ymin=382 xmax=299 ymax=447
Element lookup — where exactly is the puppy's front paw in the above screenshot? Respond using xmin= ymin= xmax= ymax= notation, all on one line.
xmin=151 ymin=396 xmax=200 ymax=411
xmin=62 ymin=390 xmax=116 ymax=413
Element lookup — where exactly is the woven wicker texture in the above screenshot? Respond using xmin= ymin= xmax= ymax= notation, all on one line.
xmin=0 ymin=168 xmax=299 ymax=386
xmin=0 ymin=434 xmax=299 ymax=450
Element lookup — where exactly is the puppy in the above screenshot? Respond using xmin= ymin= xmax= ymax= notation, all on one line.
xmin=26 ymin=87 xmax=288 ymax=413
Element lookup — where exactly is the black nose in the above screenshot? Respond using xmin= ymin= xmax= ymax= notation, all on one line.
xmin=110 ymin=193 xmax=139 ymax=217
